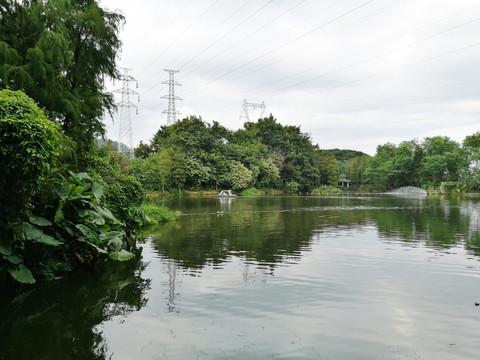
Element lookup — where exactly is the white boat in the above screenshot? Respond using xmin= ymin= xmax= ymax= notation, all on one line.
xmin=215 ymin=190 xmax=237 ymax=198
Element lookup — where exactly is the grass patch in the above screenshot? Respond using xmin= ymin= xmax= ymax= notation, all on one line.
xmin=311 ymin=186 xmax=342 ymax=196
xmin=240 ymin=188 xmax=260 ymax=196
xmin=259 ymin=188 xmax=282 ymax=195
xmin=140 ymin=204 xmax=179 ymax=224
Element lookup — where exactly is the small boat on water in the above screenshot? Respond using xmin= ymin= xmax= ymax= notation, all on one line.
xmin=215 ymin=190 xmax=237 ymax=198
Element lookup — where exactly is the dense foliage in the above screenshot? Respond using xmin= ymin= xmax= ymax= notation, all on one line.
xmin=0 ymin=0 xmax=124 ymax=155
xmin=0 ymin=90 xmax=149 ymax=285
xmin=363 ymin=136 xmax=479 ymax=191
xmin=135 ymin=115 xmax=340 ymax=193
xmin=0 ymin=1 xmax=146 ymax=286
xmin=132 ymin=115 xmax=480 ymax=194
xmin=0 ymin=89 xmax=61 ymax=220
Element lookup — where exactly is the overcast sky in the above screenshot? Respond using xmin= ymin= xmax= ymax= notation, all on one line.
xmin=99 ymin=0 xmax=480 ymax=155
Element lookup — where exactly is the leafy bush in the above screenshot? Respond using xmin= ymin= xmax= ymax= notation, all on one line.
xmin=221 ymin=161 xmax=253 ymax=191
xmin=140 ymin=204 xmax=178 ymax=223
xmin=284 ymin=181 xmax=300 ymax=193
xmin=240 ymin=188 xmax=260 ymax=196
xmin=311 ymin=186 xmax=342 ymax=196
xmin=1 ymin=172 xmax=136 ymax=284
xmin=104 ymin=175 xmax=144 ymax=216
xmin=0 ymin=89 xmax=60 ymax=220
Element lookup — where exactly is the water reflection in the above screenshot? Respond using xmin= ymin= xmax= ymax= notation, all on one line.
xmin=0 ymin=248 xmax=149 ymax=360
xmin=2 ymin=195 xmax=480 ymax=360
xmin=217 ymin=197 xmax=234 ymax=211
xmin=153 ymin=195 xmax=480 ymax=272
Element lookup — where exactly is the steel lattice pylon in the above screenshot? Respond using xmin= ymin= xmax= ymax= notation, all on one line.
xmin=113 ymin=68 xmax=138 ymax=157
xmin=161 ymin=69 xmax=182 ymax=125
xmin=240 ymin=99 xmax=266 ymax=121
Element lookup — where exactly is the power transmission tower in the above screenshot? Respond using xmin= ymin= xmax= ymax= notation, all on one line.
xmin=113 ymin=68 xmax=139 ymax=157
xmin=161 ymin=69 xmax=182 ymax=125
xmin=240 ymin=99 xmax=265 ymax=121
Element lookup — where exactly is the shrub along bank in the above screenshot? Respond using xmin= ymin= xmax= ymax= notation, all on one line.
xmin=0 ymin=90 xmax=150 ymax=285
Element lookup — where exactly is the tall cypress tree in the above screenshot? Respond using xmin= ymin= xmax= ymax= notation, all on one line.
xmin=0 ymin=0 xmax=124 ymax=157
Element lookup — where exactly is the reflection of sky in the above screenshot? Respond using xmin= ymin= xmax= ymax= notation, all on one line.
xmin=98 ymin=224 xmax=480 ymax=360
xmin=460 ymin=200 xmax=480 ymax=233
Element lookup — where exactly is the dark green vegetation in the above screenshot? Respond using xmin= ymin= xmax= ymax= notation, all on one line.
xmin=0 ymin=0 xmax=147 ymax=285
xmin=134 ymin=115 xmax=344 ymax=193
xmin=0 ymin=89 xmax=149 ymax=285
xmin=130 ymin=114 xmax=480 ymax=194
xmin=364 ymin=136 xmax=480 ymax=191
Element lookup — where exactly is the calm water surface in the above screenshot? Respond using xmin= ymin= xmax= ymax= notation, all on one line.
xmin=1 ymin=194 xmax=480 ymax=359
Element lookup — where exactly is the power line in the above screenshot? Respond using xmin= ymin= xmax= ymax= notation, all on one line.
xmin=141 ymin=0 xmax=275 ymax=103
xmin=180 ymin=0 xmax=342 ymax=80
xmin=135 ymin=0 xmax=194 ymax=77
xmin=139 ymin=0 xmax=219 ymax=98
xmin=182 ymin=0 xmax=375 ymax=97
xmin=175 ymin=0 xmax=259 ymax=70
xmin=178 ymin=0 xmax=299 ymax=77
xmin=180 ymin=0 xmax=480 ymax=107
xmin=263 ymin=41 xmax=480 ymax=108
xmin=164 ymin=0 xmax=220 ymax=69
xmin=213 ymin=0 xmax=404 ymax=93
xmin=249 ymin=16 xmax=480 ymax=102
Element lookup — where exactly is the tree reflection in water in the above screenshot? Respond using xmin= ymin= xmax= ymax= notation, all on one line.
xmin=152 ymin=196 xmax=480 ymax=272
xmin=1 ymin=195 xmax=480 ymax=360
xmin=0 ymin=248 xmax=150 ymax=360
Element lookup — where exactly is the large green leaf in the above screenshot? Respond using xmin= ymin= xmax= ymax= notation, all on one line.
xmin=92 ymin=182 xmax=103 ymax=200
xmin=99 ymin=231 xmax=124 ymax=251
xmin=108 ymin=249 xmax=135 ymax=262
xmin=0 ymin=244 xmax=12 ymax=256
xmin=75 ymin=172 xmax=91 ymax=181
xmin=9 ymin=264 xmax=36 ymax=284
xmin=86 ymin=242 xmax=108 ymax=254
xmin=54 ymin=182 xmax=75 ymax=200
xmin=91 ymin=212 xmax=106 ymax=226
xmin=54 ymin=207 xmax=65 ymax=223
xmin=94 ymin=206 xmax=116 ymax=221
xmin=6 ymin=255 xmax=22 ymax=265
xmin=75 ymin=224 xmax=99 ymax=243
xmin=29 ymin=215 xmax=52 ymax=227
xmin=23 ymin=222 xmax=62 ymax=246
xmin=99 ymin=231 xmax=124 ymax=242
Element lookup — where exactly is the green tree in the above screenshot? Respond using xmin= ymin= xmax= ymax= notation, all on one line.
xmin=463 ymin=132 xmax=480 ymax=189
xmin=170 ymin=150 xmax=187 ymax=193
xmin=221 ymin=161 xmax=253 ymax=191
xmin=420 ymin=136 xmax=467 ymax=187
xmin=318 ymin=151 xmax=339 ymax=186
xmin=233 ymin=115 xmax=319 ymax=191
xmin=0 ymin=0 xmax=124 ymax=155
xmin=144 ymin=150 xmax=174 ymax=194
xmin=134 ymin=141 xmax=152 ymax=159
xmin=256 ymin=157 xmax=281 ymax=188
xmin=185 ymin=157 xmax=212 ymax=190
xmin=390 ymin=140 xmax=422 ymax=188
xmin=365 ymin=143 xmax=396 ymax=190
xmin=343 ymin=154 xmax=369 ymax=186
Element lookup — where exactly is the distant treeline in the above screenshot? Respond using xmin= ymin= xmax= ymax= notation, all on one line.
xmin=120 ymin=115 xmax=356 ymax=193
xmin=107 ymin=115 xmax=479 ymax=193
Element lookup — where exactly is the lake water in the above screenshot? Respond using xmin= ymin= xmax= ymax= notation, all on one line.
xmin=1 ymin=194 xmax=480 ymax=359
